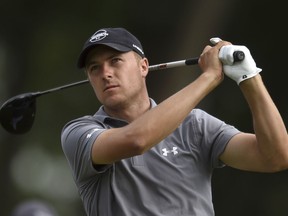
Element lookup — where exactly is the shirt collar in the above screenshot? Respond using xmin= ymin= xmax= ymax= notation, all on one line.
xmin=94 ymin=98 xmax=157 ymax=127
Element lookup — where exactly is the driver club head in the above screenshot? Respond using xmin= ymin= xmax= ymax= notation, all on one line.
xmin=0 ymin=93 xmax=37 ymax=134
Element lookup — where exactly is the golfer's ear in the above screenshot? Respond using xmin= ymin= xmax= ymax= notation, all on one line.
xmin=140 ymin=57 xmax=149 ymax=77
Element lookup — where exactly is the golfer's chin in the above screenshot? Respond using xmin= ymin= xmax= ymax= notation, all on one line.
xmin=101 ymin=95 xmax=127 ymax=110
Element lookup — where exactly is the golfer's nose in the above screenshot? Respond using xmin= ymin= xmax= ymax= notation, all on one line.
xmin=102 ymin=63 xmax=113 ymax=79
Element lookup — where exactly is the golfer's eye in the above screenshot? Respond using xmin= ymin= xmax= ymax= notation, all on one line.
xmin=87 ymin=65 xmax=99 ymax=75
xmin=111 ymin=57 xmax=122 ymax=65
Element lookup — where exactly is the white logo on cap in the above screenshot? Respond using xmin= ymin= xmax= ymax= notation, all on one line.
xmin=133 ymin=44 xmax=144 ymax=55
xmin=90 ymin=29 xmax=109 ymax=42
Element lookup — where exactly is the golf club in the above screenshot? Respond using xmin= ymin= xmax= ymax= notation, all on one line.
xmin=0 ymin=51 xmax=244 ymax=135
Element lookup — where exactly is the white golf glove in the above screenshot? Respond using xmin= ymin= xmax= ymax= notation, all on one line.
xmin=210 ymin=37 xmax=262 ymax=85
xmin=219 ymin=45 xmax=262 ymax=85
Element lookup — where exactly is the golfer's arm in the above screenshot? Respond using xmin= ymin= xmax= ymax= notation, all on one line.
xmin=243 ymin=75 xmax=288 ymax=170
xmin=222 ymin=75 xmax=288 ymax=172
xmin=92 ymin=72 xmax=220 ymax=164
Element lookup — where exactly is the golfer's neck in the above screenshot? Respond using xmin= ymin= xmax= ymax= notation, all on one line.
xmin=104 ymin=97 xmax=151 ymax=123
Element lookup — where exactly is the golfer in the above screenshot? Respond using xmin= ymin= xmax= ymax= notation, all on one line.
xmin=61 ymin=27 xmax=288 ymax=216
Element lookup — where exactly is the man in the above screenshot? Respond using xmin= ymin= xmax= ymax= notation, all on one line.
xmin=61 ymin=27 xmax=288 ymax=216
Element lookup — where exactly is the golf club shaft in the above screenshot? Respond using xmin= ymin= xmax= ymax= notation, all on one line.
xmin=7 ymin=51 xmax=245 ymax=98
xmin=37 ymin=57 xmax=199 ymax=96
xmin=148 ymin=58 xmax=198 ymax=71
xmin=38 ymin=79 xmax=89 ymax=96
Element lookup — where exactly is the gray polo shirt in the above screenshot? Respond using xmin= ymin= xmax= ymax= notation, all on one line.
xmin=61 ymin=99 xmax=240 ymax=216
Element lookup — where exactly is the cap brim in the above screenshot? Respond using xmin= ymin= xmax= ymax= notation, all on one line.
xmin=77 ymin=43 xmax=132 ymax=69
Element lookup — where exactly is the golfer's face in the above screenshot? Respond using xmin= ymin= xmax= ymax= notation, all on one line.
xmin=85 ymin=46 xmax=146 ymax=108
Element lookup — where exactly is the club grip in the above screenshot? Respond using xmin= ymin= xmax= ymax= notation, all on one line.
xmin=185 ymin=51 xmax=245 ymax=66
xmin=233 ymin=51 xmax=245 ymax=62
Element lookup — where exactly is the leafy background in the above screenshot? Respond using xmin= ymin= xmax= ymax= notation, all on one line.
xmin=1 ymin=0 xmax=288 ymax=215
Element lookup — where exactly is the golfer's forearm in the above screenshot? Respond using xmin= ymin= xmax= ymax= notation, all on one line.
xmin=240 ymin=75 xmax=288 ymax=168
xmin=128 ymin=72 xmax=221 ymax=152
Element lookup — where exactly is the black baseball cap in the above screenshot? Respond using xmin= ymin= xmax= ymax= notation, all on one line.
xmin=77 ymin=27 xmax=145 ymax=69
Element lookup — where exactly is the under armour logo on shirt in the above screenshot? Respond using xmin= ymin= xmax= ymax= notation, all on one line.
xmin=162 ymin=147 xmax=178 ymax=156
xmin=86 ymin=128 xmax=100 ymax=139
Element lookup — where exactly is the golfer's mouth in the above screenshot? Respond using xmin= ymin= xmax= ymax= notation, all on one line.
xmin=104 ymin=85 xmax=119 ymax=92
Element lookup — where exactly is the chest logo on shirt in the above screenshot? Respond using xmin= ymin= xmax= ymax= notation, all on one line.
xmin=162 ymin=147 xmax=178 ymax=156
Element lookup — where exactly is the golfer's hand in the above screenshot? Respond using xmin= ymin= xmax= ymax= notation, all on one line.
xmin=219 ymin=45 xmax=262 ymax=85
xmin=198 ymin=44 xmax=225 ymax=86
